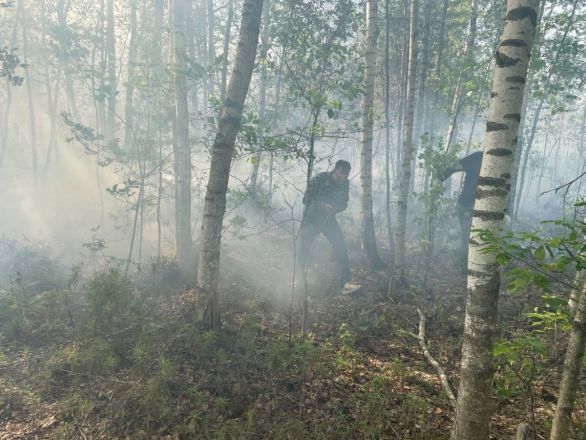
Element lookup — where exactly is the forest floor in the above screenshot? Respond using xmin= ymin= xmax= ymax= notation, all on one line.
xmin=0 ymin=228 xmax=584 ymax=439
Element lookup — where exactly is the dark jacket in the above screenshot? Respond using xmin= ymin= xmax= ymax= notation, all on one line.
xmin=302 ymin=172 xmax=349 ymax=220
xmin=440 ymin=151 xmax=483 ymax=209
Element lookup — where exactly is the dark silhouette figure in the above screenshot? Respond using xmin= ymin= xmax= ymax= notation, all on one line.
xmin=440 ymin=151 xmax=483 ymax=262
xmin=298 ymin=160 xmax=352 ymax=289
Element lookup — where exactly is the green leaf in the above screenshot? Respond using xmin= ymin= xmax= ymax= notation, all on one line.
xmin=496 ymin=253 xmax=510 ymax=266
xmin=534 ymin=245 xmax=545 ymax=262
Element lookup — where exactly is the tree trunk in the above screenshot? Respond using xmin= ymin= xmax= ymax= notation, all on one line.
xmin=185 ymin=0 xmax=199 ymax=116
xmin=549 ymin=276 xmax=586 ymax=440
xmin=123 ymin=0 xmax=138 ymax=149
xmin=511 ymin=0 xmax=577 ymax=220
xmin=384 ymin=0 xmax=394 ymax=253
xmin=513 ymin=96 xmax=544 ymax=219
xmin=394 ymin=0 xmax=409 ymax=180
xmin=220 ymin=0 xmax=235 ymax=101
xmin=196 ymin=0 xmax=263 ymax=330
xmin=207 ymin=0 xmax=216 ymax=96
xmin=19 ymin=0 xmax=37 ymax=182
xmin=106 ymin=0 xmax=117 ymax=140
xmin=451 ymin=2 xmax=540 ymax=439
xmin=443 ymin=0 xmax=478 ymax=154
xmin=413 ymin=0 xmax=430 ymax=143
xmin=360 ymin=0 xmax=383 ymax=268
xmin=393 ymin=0 xmax=418 ymax=279
xmin=249 ymin=0 xmax=271 ymax=194
xmin=429 ymin=0 xmax=448 ymax=139
xmin=174 ymin=0 xmax=193 ymax=274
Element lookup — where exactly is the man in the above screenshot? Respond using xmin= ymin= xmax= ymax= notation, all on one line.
xmin=298 ymin=160 xmax=352 ymax=290
xmin=440 ymin=151 xmax=483 ymax=261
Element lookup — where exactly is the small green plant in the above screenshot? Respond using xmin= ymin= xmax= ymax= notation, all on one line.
xmin=83 ymin=269 xmax=143 ymax=338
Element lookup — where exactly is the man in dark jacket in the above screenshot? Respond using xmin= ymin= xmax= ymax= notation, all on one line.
xmin=440 ymin=151 xmax=483 ymax=261
xmin=298 ymin=160 xmax=352 ymax=289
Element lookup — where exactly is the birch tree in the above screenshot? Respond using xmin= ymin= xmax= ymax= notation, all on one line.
xmin=393 ymin=0 xmax=418 ymax=279
xmin=173 ymin=0 xmax=193 ymax=274
xmin=451 ymin=1 xmax=540 ymax=439
xmin=360 ymin=0 xmax=383 ymax=268
xmin=196 ymin=0 xmax=264 ymax=329
xmin=550 ymin=262 xmax=586 ymax=439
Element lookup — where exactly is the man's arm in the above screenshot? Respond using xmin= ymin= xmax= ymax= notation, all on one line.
xmin=438 ymin=166 xmax=462 ymax=182
xmin=302 ymin=173 xmax=327 ymax=206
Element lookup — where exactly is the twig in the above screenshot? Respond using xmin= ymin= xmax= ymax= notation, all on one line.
xmin=539 ymin=168 xmax=586 ymax=197
xmin=416 ymin=308 xmax=457 ymax=408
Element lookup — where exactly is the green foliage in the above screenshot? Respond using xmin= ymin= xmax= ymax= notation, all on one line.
xmin=61 ymin=112 xmax=122 ymax=166
xmin=338 ymin=322 xmax=356 ymax=349
xmin=0 ymin=46 xmax=25 ymax=86
xmin=45 ymin=337 xmax=119 ymax=388
xmin=140 ymin=356 xmax=179 ymax=423
xmin=475 ymin=206 xmax=586 ymax=294
xmin=0 ymin=239 xmax=72 ymax=339
xmin=493 ymin=334 xmax=546 ymax=399
xmin=83 ymin=270 xmax=143 ymax=339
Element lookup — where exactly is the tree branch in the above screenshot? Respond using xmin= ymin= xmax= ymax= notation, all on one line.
xmin=416 ymin=308 xmax=457 ymax=408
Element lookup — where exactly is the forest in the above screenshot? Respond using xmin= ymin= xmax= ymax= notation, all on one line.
xmin=1 ymin=0 xmax=586 ymax=438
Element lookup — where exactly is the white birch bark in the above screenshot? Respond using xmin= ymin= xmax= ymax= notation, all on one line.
xmin=393 ymin=0 xmax=418 ymax=278
xmin=360 ymin=0 xmax=383 ymax=268
xmin=174 ymin=0 xmax=193 ymax=274
xmin=550 ymin=278 xmax=586 ymax=440
xmin=106 ymin=0 xmax=117 ymax=140
xmin=451 ymin=2 xmax=540 ymax=439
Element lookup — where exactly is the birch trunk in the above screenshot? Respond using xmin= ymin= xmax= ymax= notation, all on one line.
xmin=429 ymin=0 xmax=448 ymax=139
xmin=443 ymin=0 xmax=478 ymax=154
xmin=19 ymin=0 xmax=37 ymax=182
xmin=393 ymin=0 xmax=418 ymax=278
xmin=207 ymin=0 xmax=216 ymax=96
xmin=360 ymin=0 xmax=383 ymax=268
xmin=451 ymin=2 xmax=540 ymax=439
xmin=511 ymin=0 xmax=577 ymax=219
xmin=106 ymin=0 xmax=117 ymax=139
xmin=220 ymin=0 xmax=235 ymax=101
xmin=384 ymin=0 xmax=394 ymax=253
xmin=174 ymin=0 xmax=193 ymax=274
xmin=249 ymin=0 xmax=271 ymax=194
xmin=196 ymin=0 xmax=263 ymax=329
xmin=123 ymin=0 xmax=138 ymax=149
xmin=550 ymin=277 xmax=586 ymax=440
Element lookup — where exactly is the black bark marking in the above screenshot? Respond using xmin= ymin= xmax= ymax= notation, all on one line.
xmin=506 ymin=184 xmax=511 ymax=191
xmin=478 ymin=176 xmax=506 ymax=187
xmin=500 ymin=39 xmax=527 ymax=48
xmin=486 ymin=121 xmax=508 ymax=132
xmin=505 ymin=76 xmax=526 ymax=84
xmin=508 ymin=86 xmax=521 ymax=90
xmin=506 ymin=6 xmax=538 ymax=26
xmin=477 ymin=188 xmax=509 ymax=199
xmin=468 ymin=269 xmax=486 ymax=278
xmin=474 ymin=210 xmax=505 ymax=221
xmin=491 ymin=91 xmax=498 ymax=98
xmin=469 ymin=238 xmax=481 ymax=246
xmin=486 ymin=148 xmax=512 ymax=156
xmin=495 ymin=50 xmax=520 ymax=68
xmin=501 ymin=173 xmax=511 ymax=179
xmin=513 ymin=137 xmax=518 ymax=145
xmin=504 ymin=113 xmax=521 ymax=123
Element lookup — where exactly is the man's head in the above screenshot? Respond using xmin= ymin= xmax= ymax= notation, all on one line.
xmin=332 ymin=160 xmax=351 ymax=183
